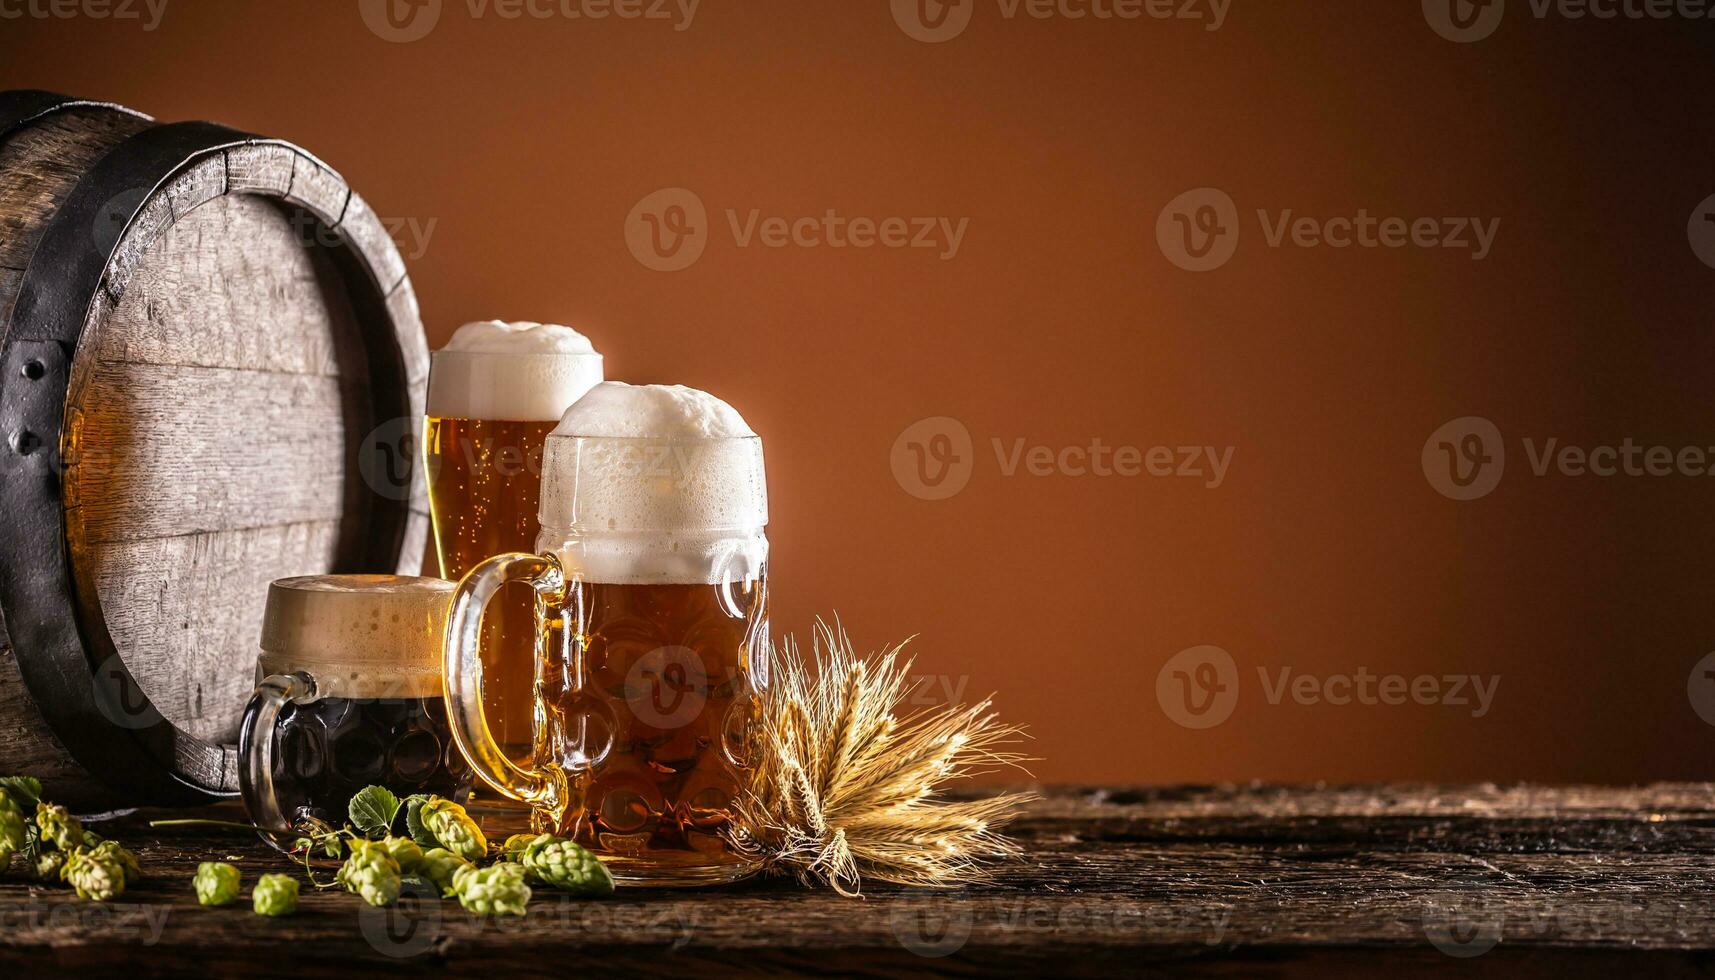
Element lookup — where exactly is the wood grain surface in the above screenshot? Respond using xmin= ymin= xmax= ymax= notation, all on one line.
xmin=3 ymin=784 xmax=1713 ymax=977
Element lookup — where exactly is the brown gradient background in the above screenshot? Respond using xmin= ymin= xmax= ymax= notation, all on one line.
xmin=4 ymin=1 xmax=1712 ymax=786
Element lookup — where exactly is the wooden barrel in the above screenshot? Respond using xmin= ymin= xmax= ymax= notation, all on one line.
xmin=0 ymin=91 xmax=430 ymax=809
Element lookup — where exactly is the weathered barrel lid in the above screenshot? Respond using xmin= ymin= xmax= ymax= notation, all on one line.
xmin=0 ymin=91 xmax=429 ymax=806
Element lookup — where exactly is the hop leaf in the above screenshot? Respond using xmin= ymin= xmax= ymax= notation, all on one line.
xmin=62 ymin=846 xmax=125 ymax=901
xmin=419 ymin=847 xmax=472 ymax=896
xmin=348 ymin=785 xmax=402 ymax=839
xmin=87 ymin=840 xmax=141 ymax=886
xmin=0 ymin=776 xmax=42 ymax=806
xmin=403 ymin=794 xmax=439 ymax=848
xmin=336 ymin=839 xmax=402 ymax=908
xmin=421 ymin=798 xmax=486 ymax=861
xmin=0 ymin=805 xmax=23 ymax=868
xmin=519 ymin=836 xmax=615 ymax=896
xmin=194 ymin=862 xmax=241 ymax=906
xmin=451 ymin=862 xmax=530 ymax=916
xmin=36 ymin=803 xmax=84 ymax=852
xmin=380 ymin=836 xmax=425 ymax=874
xmin=253 ymin=873 xmax=299 ymax=916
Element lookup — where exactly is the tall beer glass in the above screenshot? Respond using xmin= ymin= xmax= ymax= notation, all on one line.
xmin=423 ymin=321 xmax=602 ymax=804
xmin=444 ymin=383 xmax=769 ymax=886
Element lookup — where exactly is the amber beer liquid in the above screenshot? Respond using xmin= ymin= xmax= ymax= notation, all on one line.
xmin=542 ymin=576 xmax=766 ymax=867
xmin=424 ymin=416 xmax=555 ymax=759
xmin=423 ymin=323 xmax=603 ymax=794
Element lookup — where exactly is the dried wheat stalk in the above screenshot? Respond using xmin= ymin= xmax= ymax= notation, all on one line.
xmin=728 ymin=619 xmax=1034 ymax=896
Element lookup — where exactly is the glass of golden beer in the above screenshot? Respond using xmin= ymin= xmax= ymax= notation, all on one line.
xmin=424 ymin=321 xmax=602 ymax=818
xmin=444 ymin=382 xmax=768 ymax=886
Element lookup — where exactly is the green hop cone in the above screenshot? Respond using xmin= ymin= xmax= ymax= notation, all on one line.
xmin=32 ymin=848 xmax=67 ymax=881
xmin=87 ymin=840 xmax=141 ymax=887
xmin=380 ymin=836 xmax=424 ymax=874
xmin=194 ymin=862 xmax=241 ymax=907
xmin=451 ymin=862 xmax=531 ymax=916
xmin=62 ymin=846 xmax=126 ymax=901
xmin=253 ymin=873 xmax=299 ymax=916
xmin=336 ymin=839 xmax=402 ymax=908
xmin=36 ymin=803 xmax=84 ymax=851
xmin=0 ymin=806 xmax=22 ymax=868
xmin=519 ymin=835 xmax=615 ymax=896
xmin=419 ymin=847 xmax=472 ymax=896
xmin=421 ymin=798 xmax=486 ymax=861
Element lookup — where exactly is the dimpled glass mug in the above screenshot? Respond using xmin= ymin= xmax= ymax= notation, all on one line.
xmin=444 ymin=383 xmax=769 ymax=886
xmin=240 ymin=575 xmax=472 ymax=845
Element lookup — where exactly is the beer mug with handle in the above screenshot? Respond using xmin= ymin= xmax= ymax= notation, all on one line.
xmin=444 ymin=382 xmax=769 ymax=886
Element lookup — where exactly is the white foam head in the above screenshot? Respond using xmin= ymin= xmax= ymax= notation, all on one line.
xmin=258 ymin=575 xmax=454 ymax=699
xmin=539 ymin=383 xmax=767 ymax=585
xmin=427 ymin=321 xmax=603 ymax=422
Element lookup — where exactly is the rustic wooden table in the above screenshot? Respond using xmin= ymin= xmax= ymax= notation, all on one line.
xmin=3 ymin=784 xmax=1712 ymax=976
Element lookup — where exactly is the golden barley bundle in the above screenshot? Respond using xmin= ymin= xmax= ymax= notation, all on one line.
xmin=728 ymin=619 xmax=1034 ymax=896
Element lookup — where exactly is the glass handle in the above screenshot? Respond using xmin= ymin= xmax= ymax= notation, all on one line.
xmin=238 ymin=672 xmax=314 ymax=835
xmin=445 ymin=552 xmax=567 ymax=816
